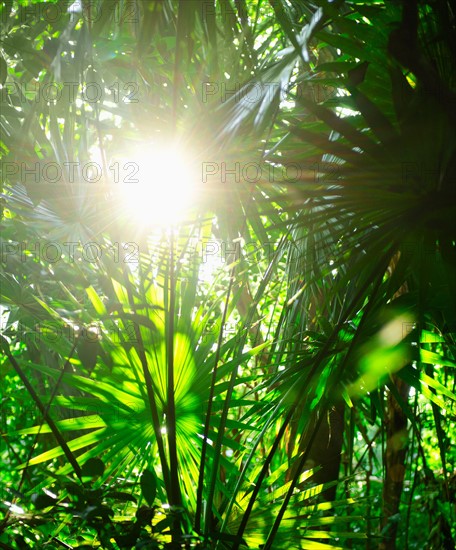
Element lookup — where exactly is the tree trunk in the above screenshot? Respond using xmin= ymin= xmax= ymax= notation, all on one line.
xmin=380 ymin=375 xmax=409 ymax=549
xmin=380 ymin=251 xmax=410 ymax=549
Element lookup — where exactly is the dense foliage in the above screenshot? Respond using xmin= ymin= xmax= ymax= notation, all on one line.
xmin=1 ymin=0 xmax=455 ymax=548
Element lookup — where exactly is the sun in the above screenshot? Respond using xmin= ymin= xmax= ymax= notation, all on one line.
xmin=116 ymin=144 xmax=196 ymax=227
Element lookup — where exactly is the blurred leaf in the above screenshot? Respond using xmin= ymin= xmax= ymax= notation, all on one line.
xmin=0 ymin=56 xmax=7 ymax=86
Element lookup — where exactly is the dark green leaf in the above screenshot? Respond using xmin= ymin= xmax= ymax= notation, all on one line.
xmin=140 ymin=469 xmax=157 ymax=507
xmin=31 ymin=493 xmax=57 ymax=510
xmin=81 ymin=457 xmax=105 ymax=478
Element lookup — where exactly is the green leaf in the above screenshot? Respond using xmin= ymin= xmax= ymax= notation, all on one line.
xmin=140 ymin=468 xmax=157 ymax=507
xmin=420 ymin=348 xmax=456 ymax=368
xmin=81 ymin=457 xmax=105 ymax=478
xmin=86 ymin=286 xmax=107 ymax=316
xmin=31 ymin=493 xmax=57 ymax=510
xmin=420 ymin=372 xmax=456 ymax=402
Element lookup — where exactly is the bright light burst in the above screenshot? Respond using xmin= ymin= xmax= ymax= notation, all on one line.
xmin=116 ymin=144 xmax=196 ymax=227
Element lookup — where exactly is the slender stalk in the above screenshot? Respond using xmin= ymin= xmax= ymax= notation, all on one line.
xmin=203 ymin=267 xmax=240 ymax=537
xmin=404 ymin=392 xmax=419 ymax=550
xmin=209 ymin=237 xmax=287 ymax=540
xmin=20 ymin=338 xmax=79 ymax=487
xmin=0 ymin=338 xmax=79 ymax=534
xmin=0 ymin=336 xmax=82 ymax=480
xmin=118 ymin=259 xmax=171 ymax=493
xmin=218 ymin=398 xmax=284 ymax=535
xmin=195 ymin=267 xmax=235 ymax=532
xmin=262 ymin=398 xmax=330 ymax=550
xmin=231 ymin=407 xmax=294 ymax=550
xmin=166 ymin=230 xmax=182 ymax=534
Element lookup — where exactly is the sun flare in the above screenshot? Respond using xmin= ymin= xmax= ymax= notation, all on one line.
xmin=116 ymin=144 xmax=196 ymax=227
